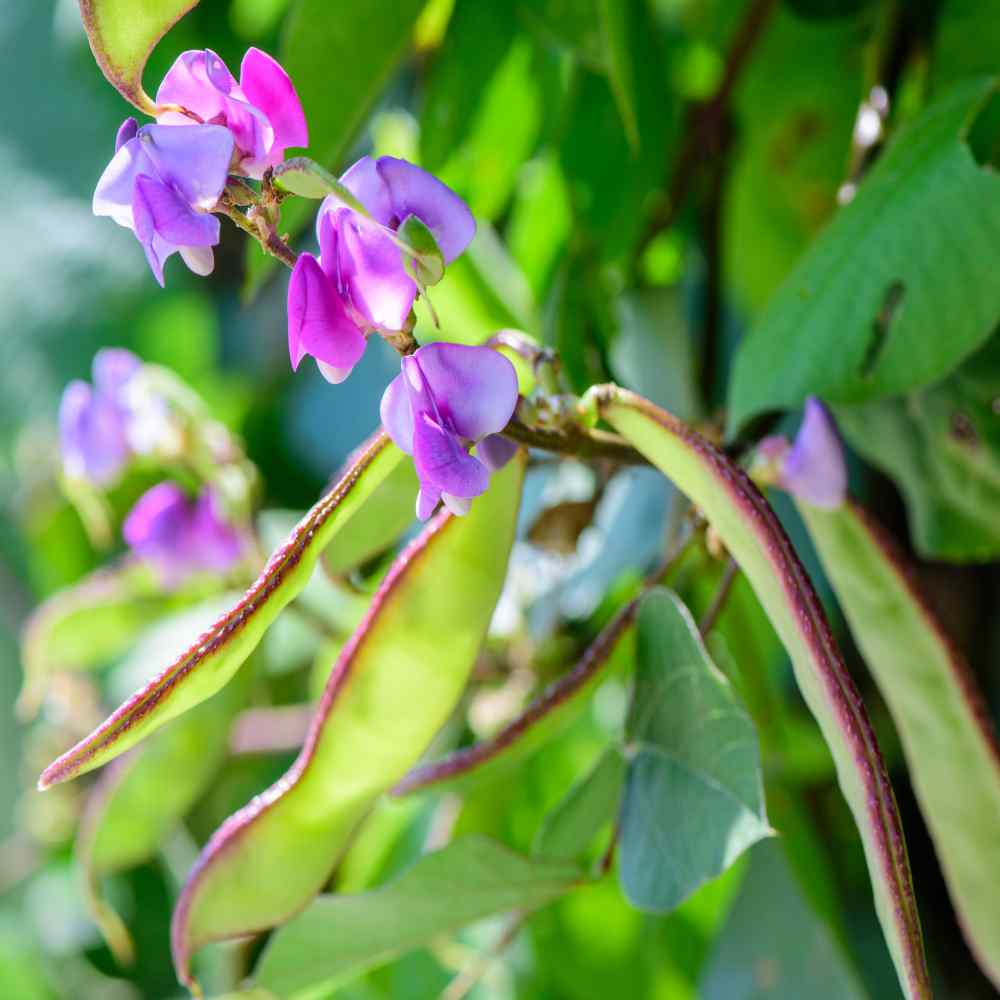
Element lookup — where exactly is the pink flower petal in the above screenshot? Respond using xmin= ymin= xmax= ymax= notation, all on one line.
xmin=240 ymin=47 xmax=308 ymax=152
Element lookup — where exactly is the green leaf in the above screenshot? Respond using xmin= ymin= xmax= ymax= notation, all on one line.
xmin=38 ymin=433 xmax=406 ymax=789
xmin=79 ymin=0 xmax=198 ymax=113
xmin=396 ymin=215 xmax=445 ymax=287
xmin=533 ymin=746 xmax=625 ymax=862
xmin=619 ymin=588 xmax=770 ymax=913
xmin=270 ymin=157 xmax=370 ymax=214
xmin=595 ymin=0 xmax=639 ymax=151
xmin=18 ymin=559 xmax=187 ymax=719
xmin=170 ymin=454 xmax=525 ymax=988
xmin=699 ymin=841 xmax=867 ymax=999
xmin=394 ymin=601 xmax=636 ymax=796
xmin=245 ymin=0 xmax=425 ymax=297
xmin=835 ymin=335 xmax=1000 ymax=562
xmin=322 ymin=453 xmax=419 ymax=577
xmin=254 ymin=835 xmax=581 ymax=998
xmin=76 ymin=599 xmax=249 ymax=963
xmin=729 ymin=78 xmax=1000 ymax=431
xmin=800 ymin=499 xmax=1000 ymax=988
xmin=590 ymin=386 xmax=930 ymax=998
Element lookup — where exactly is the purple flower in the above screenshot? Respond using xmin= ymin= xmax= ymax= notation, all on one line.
xmin=123 ymin=483 xmax=244 ymax=586
xmin=287 ymin=156 xmax=476 ymax=384
xmin=156 ymin=48 xmax=307 ymax=179
xmin=380 ymin=343 xmax=518 ymax=519
xmin=93 ymin=121 xmax=234 ymax=285
xmin=758 ymin=397 xmax=847 ymax=509
xmin=59 ymin=349 xmax=142 ymax=485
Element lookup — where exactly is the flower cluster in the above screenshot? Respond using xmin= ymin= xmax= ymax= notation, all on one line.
xmin=59 ymin=348 xmax=167 ymax=485
xmin=94 ymin=48 xmax=306 ymax=285
xmin=287 ymin=156 xmax=476 ymax=383
xmin=89 ymin=44 xmax=517 ymax=522
xmin=124 ymin=483 xmax=245 ymax=585
xmin=756 ymin=397 xmax=847 ymax=509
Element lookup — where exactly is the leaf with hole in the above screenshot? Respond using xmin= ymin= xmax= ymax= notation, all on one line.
xmin=729 ymin=78 xmax=1000 ymax=431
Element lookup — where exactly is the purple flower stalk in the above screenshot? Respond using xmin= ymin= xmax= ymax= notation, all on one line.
xmin=156 ymin=48 xmax=308 ymax=179
xmin=380 ymin=343 xmax=518 ymax=519
xmin=758 ymin=396 xmax=847 ymax=509
xmin=59 ymin=349 xmax=143 ymax=485
xmin=288 ymin=156 xmax=476 ymax=384
xmin=93 ymin=121 xmax=234 ymax=285
xmin=123 ymin=483 xmax=244 ymax=586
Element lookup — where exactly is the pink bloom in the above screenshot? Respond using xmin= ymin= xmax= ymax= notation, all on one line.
xmin=287 ymin=157 xmax=475 ymax=385
xmin=758 ymin=397 xmax=847 ymax=509
xmin=156 ymin=48 xmax=307 ymax=179
xmin=124 ymin=483 xmax=244 ymax=586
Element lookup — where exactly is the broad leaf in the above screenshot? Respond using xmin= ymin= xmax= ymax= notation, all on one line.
xmin=590 ymin=386 xmax=929 ymax=998
xmin=619 ymin=588 xmax=770 ymax=912
xmin=533 ymin=746 xmax=625 ymax=862
xmin=39 ymin=433 xmax=405 ymax=789
xmin=835 ymin=335 xmax=1000 ymax=561
xmin=394 ymin=601 xmax=636 ymax=796
xmin=254 ymin=835 xmax=581 ymax=998
xmin=77 ymin=599 xmax=248 ymax=963
xmin=79 ymin=0 xmax=198 ymax=113
xmin=800 ymin=500 xmax=1000 ymax=988
xmin=699 ymin=841 xmax=866 ymax=999
xmin=729 ymin=78 xmax=1000 ymax=431
xmin=171 ymin=455 xmax=525 ymax=988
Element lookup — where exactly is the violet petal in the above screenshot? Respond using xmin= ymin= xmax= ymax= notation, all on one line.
xmin=239 ymin=47 xmax=308 ymax=152
xmin=376 ymin=156 xmax=476 ymax=263
xmin=413 ymin=343 xmax=518 ymax=442
xmin=782 ymin=397 xmax=847 ymax=509
xmin=379 ymin=372 xmax=414 ymax=454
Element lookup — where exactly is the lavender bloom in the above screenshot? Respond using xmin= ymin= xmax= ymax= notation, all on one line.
xmin=287 ymin=156 xmax=475 ymax=384
xmin=59 ymin=349 xmax=142 ymax=485
xmin=123 ymin=483 xmax=244 ymax=586
xmin=156 ymin=48 xmax=308 ymax=179
xmin=758 ymin=396 xmax=847 ymax=509
xmin=93 ymin=121 xmax=234 ymax=285
xmin=380 ymin=343 xmax=518 ymax=519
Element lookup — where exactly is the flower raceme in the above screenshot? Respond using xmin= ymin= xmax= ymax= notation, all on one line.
xmin=59 ymin=348 xmax=168 ymax=486
xmin=156 ymin=48 xmax=308 ymax=179
xmin=123 ymin=482 xmax=244 ymax=586
xmin=93 ymin=48 xmax=306 ymax=285
xmin=756 ymin=396 xmax=847 ymax=509
xmin=287 ymin=156 xmax=476 ymax=384
xmin=380 ymin=343 xmax=519 ymax=519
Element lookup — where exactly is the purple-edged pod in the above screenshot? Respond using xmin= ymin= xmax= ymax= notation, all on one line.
xmin=801 ymin=499 xmax=1000 ymax=989
xmin=76 ymin=601 xmax=250 ymax=963
xmin=584 ymin=385 xmax=930 ymax=1000
xmin=170 ymin=452 xmax=525 ymax=989
xmin=38 ymin=432 xmax=406 ymax=790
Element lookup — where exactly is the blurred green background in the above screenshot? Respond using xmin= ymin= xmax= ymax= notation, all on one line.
xmin=2 ymin=0 xmax=998 ymax=997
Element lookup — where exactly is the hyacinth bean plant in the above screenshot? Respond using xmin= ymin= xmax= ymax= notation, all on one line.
xmin=13 ymin=1 xmax=1000 ymax=998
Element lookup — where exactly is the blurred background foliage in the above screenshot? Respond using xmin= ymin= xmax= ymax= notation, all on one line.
xmin=1 ymin=0 xmax=998 ymax=997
